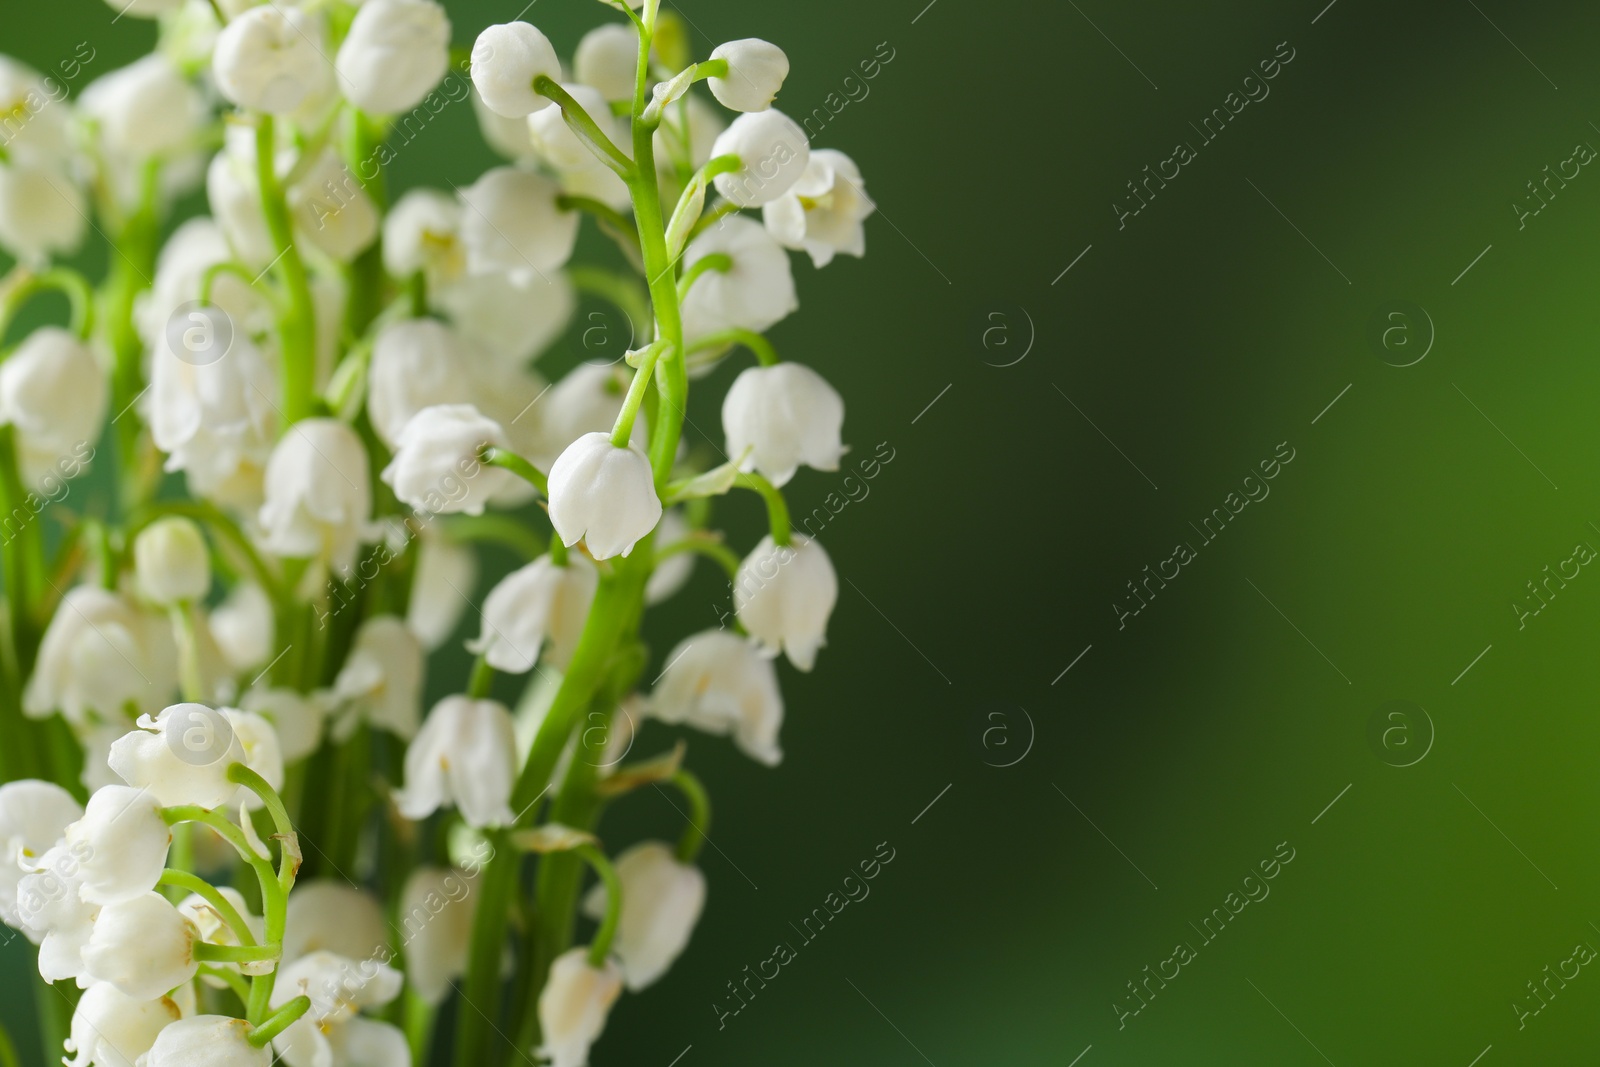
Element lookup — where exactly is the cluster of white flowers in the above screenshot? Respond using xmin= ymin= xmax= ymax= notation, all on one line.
xmin=0 ymin=0 xmax=870 ymax=1063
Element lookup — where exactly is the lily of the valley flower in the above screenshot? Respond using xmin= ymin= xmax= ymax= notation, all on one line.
xmin=82 ymin=891 xmax=199 ymax=1001
xmin=383 ymin=188 xmax=466 ymax=289
xmin=287 ymin=151 xmax=381 ymax=263
xmin=547 ymin=432 xmax=663 ymax=560
xmin=722 ymin=362 xmax=845 ymax=487
xmin=734 ymin=535 xmax=838 ymax=671
xmin=399 ymin=867 xmax=479 ymax=1006
xmin=394 ymin=696 xmax=518 ymax=828
xmin=467 ymin=554 xmax=598 ymax=673
xmin=330 ymin=615 xmax=425 ymax=741
xmin=0 ymin=780 xmax=82 ymax=933
xmin=366 ymin=318 xmax=482 ymax=448
xmin=381 ymin=404 xmax=514 ymax=517
xmin=283 ymin=881 xmax=390 ymax=966
xmin=0 ymin=159 xmax=86 ymax=264
xmin=763 ymin=149 xmax=875 ymax=268
xmin=581 ymin=841 xmax=705 ymax=991
xmin=470 ymin=22 xmax=561 ymax=118
xmin=0 ymin=326 xmax=108 ymax=491
xmin=259 ymin=418 xmax=373 ymax=577
xmin=710 ymin=110 xmax=810 ymax=207
xmin=271 ymin=950 xmax=409 ymax=1067
xmin=679 ymin=216 xmax=798 ymax=342
xmin=144 ymin=1016 xmax=271 ymax=1067
xmin=63 ymin=785 xmax=171 ymax=906
xmin=538 ymin=948 xmax=623 ymax=1067
xmin=335 ymin=0 xmax=451 ymax=116
xmin=212 ymin=5 xmax=333 ymax=115
xmin=108 ymin=705 xmax=269 ymax=809
xmin=64 ymin=981 xmax=183 ymax=1067
xmin=78 ymin=55 xmax=206 ymax=163
xmin=574 ymin=24 xmax=639 ymax=102
xmin=707 ymin=39 xmax=790 ymax=113
xmin=209 ymin=582 xmax=275 ymax=675
xmin=25 ymin=586 xmax=177 ymax=727
xmin=459 ymin=166 xmax=579 ymax=279
xmin=651 ymin=630 xmax=784 ymax=766
xmin=133 ymin=516 xmax=212 ymax=607
xmin=241 ymin=687 xmax=327 ymax=764
xmin=406 ymin=535 xmax=478 ymax=652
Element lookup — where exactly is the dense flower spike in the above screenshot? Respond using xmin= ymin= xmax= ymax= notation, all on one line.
xmin=0 ymin=5 xmax=869 ymax=1062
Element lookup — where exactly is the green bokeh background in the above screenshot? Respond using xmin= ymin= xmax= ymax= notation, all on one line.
xmin=6 ymin=0 xmax=1600 ymax=1063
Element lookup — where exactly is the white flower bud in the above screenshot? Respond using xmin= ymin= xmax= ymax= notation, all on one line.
xmin=679 ymin=216 xmax=798 ymax=342
xmin=575 ymin=24 xmax=639 ymax=101
xmin=382 ymin=404 xmax=513 ymax=517
xmin=366 ymin=318 xmax=481 ymax=448
xmin=471 ymin=22 xmax=561 ymax=118
xmin=529 ymin=82 xmax=623 ymax=171
xmin=25 ymin=587 xmax=177 ymax=727
xmin=721 ymin=362 xmax=844 ymax=487
xmin=134 ymin=517 xmax=211 ymax=606
xmin=395 ymin=696 xmax=517 ymax=828
xmin=259 ymin=418 xmax=373 ymax=576
xmin=708 ymin=39 xmax=789 ymax=113
xmin=283 ymin=881 xmax=389 ymax=966
xmin=65 ymin=785 xmax=171 ymax=906
xmin=407 ymin=535 xmax=478 ymax=652
xmin=581 ymin=841 xmax=705 ymax=991
xmin=459 ymin=166 xmax=579 ymax=279
xmin=435 ymin=268 xmax=575 ymax=369
xmin=288 ymin=150 xmax=380 ymax=262
xmin=710 ymin=110 xmax=810 ymax=207
xmin=79 ymin=55 xmax=206 ymax=162
xmin=651 ymin=630 xmax=784 ymax=766
xmin=763 ymin=149 xmax=874 ymax=267
xmin=213 ymin=6 xmax=333 ymax=114
xmin=209 ymin=582 xmax=275 ymax=674
xmin=0 ymin=160 xmax=86 ymax=264
xmin=107 ymin=704 xmax=279 ymax=810
xmin=336 ymin=0 xmax=451 ymax=115
xmin=331 ymin=615 xmax=425 ymax=741
xmin=83 ymin=891 xmax=199 ymax=1001
xmin=144 ymin=1015 xmax=270 ymax=1067
xmin=537 ymin=948 xmax=622 ymax=1067
xmin=467 ymin=554 xmax=597 ymax=673
xmin=735 ymin=535 xmax=837 ymax=671
xmin=383 ymin=188 xmax=465 ymax=286
xmin=205 ymin=137 xmax=276 ymax=269
xmin=0 ymin=781 xmax=81 ymax=933
xmin=398 ymin=867 xmax=478 ymax=1005
xmin=64 ymin=981 xmax=183 ymax=1067
xmin=0 ymin=326 xmax=107 ymax=491
xmin=547 ymin=432 xmax=662 ymax=560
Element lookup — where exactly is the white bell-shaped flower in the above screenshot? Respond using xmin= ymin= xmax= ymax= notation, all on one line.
xmin=547 ymin=432 xmax=662 ymax=560
xmin=406 ymin=535 xmax=477 ymax=652
xmin=0 ymin=780 xmax=82 ymax=933
xmin=288 ymin=150 xmax=380 ymax=263
xmin=581 ymin=841 xmax=705 ymax=991
xmin=15 ymin=845 xmax=97 ymax=982
xmin=213 ymin=5 xmax=334 ymax=115
xmin=734 ymin=535 xmax=838 ymax=671
xmin=64 ymin=785 xmax=171 ymax=906
xmin=0 ymin=58 xmax=71 ymax=164
xmin=108 ymin=704 xmax=281 ymax=810
xmin=679 ymin=216 xmax=798 ymax=342
xmin=134 ymin=517 xmax=212 ymax=606
xmin=763 ymin=149 xmax=875 ymax=268
xmin=179 ymin=885 xmax=264 ymax=981
xmin=710 ymin=110 xmax=810 ymax=207
xmin=271 ymin=950 xmax=407 ymax=1067
xmin=382 ymin=404 xmax=513 ymax=517
xmin=467 ymin=554 xmax=597 ymax=673
xmin=226 ymin=708 xmax=287 ymax=809
xmin=651 ymin=630 xmax=784 ymax=766
xmin=25 ymin=587 xmax=177 ymax=727
xmin=0 ymin=326 xmax=107 ymax=491
xmin=82 ymin=891 xmax=199 ymax=1001
xmin=398 ymin=867 xmax=478 ymax=1006
xmin=282 ymin=881 xmax=390 ymax=966
xmin=335 ymin=0 xmax=451 ymax=115
xmin=707 ymin=39 xmax=789 ymax=113
xmin=204 ymin=131 xmax=277 ymax=270
xmin=470 ymin=22 xmax=561 ymax=118
xmin=537 ymin=948 xmax=623 ymax=1067
xmin=366 ymin=318 xmax=481 ymax=448
xmin=149 ymin=330 xmax=280 ymax=510
xmin=259 ymin=418 xmax=373 ymax=576
xmin=64 ymin=981 xmax=183 ymax=1067
xmin=722 ymin=362 xmax=844 ymax=488
xmin=241 ymin=687 xmax=327 ymax=764
xmin=394 ymin=696 xmax=517 ymax=828
xmin=435 ymin=268 xmax=575 ymax=370
xmin=528 ymin=82 xmax=623 ymax=172
xmin=0 ymin=160 xmax=86 ymax=264
xmin=209 ymin=582 xmax=275 ymax=675
xmin=574 ymin=24 xmax=639 ymax=101
xmin=459 ymin=167 xmax=579 ymax=280
xmin=330 ymin=615 xmax=425 ymax=741
xmin=383 ymin=189 xmax=466 ymax=288
xmin=78 ymin=55 xmax=206 ymax=162
xmin=144 ymin=1015 xmax=270 ymax=1067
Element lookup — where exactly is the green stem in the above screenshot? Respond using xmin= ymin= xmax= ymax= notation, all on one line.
xmin=677 ymin=252 xmax=731 ymax=301
xmin=735 ymin=472 xmax=792 ymax=546
xmin=248 ymin=995 xmax=310 ymax=1047
xmin=0 ymin=267 xmax=96 ymax=340
xmin=0 ymin=1018 xmax=17 ymax=1067
xmin=668 ymin=769 xmax=711 ymax=863
xmin=158 ymin=869 xmax=258 ymax=945
xmin=194 ymin=941 xmax=281 ymax=964
xmin=103 ymin=163 xmax=160 ymax=509
xmin=557 ymin=195 xmax=640 ymax=256
xmin=609 ymin=341 xmax=667 ymax=448
xmin=684 ymin=327 xmax=779 ymax=366
xmin=687 ymin=198 xmax=744 ymax=242
xmin=653 ymin=533 xmax=741 ymax=583
xmin=198 ymin=964 xmax=253 ymax=1003
xmin=574 ymin=843 xmax=622 ymax=966
xmin=568 ymin=266 xmax=653 ymax=349
xmin=199 ymin=262 xmax=274 ymax=308
xmin=255 ymin=117 xmax=317 ymax=427
xmin=439 ymin=513 xmax=546 ymax=561
xmin=483 ymin=448 xmax=548 ymax=496
xmin=534 ymin=77 xmax=635 ymax=178
xmin=169 ymin=603 xmax=206 ymax=703
xmin=468 ymin=654 xmax=495 ymax=699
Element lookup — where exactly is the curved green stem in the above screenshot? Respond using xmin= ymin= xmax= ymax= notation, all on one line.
xmin=158 ymin=869 xmax=258 ymax=946
xmin=610 ymin=341 xmax=668 ymax=448
xmin=198 ymin=965 xmax=252 ymax=1003
xmin=194 ymin=941 xmax=281 ymax=964
xmin=653 ymin=533 xmax=741 ymax=583
xmin=677 ymin=253 xmax=731 ymax=301
xmin=199 ymin=262 xmax=274 ymax=308
xmin=735 ymin=473 xmax=792 ymax=547
xmin=557 ymin=196 xmax=640 ymax=256
xmin=664 ymin=156 xmax=740 ymax=254
xmin=574 ymin=843 xmax=622 ymax=966
xmin=668 ymin=768 xmax=711 ymax=863
xmin=439 ymin=513 xmax=546 ymax=561
xmin=0 ymin=267 xmax=96 ymax=340
xmin=248 ymin=995 xmax=310 ymax=1047
xmin=534 ymin=77 xmax=635 ymax=179
xmin=255 ymin=117 xmax=318 ymax=428
xmin=483 ymin=447 xmax=548 ymax=496
xmin=684 ymin=327 xmax=778 ymax=367
xmin=467 ymin=654 xmax=495 ymax=699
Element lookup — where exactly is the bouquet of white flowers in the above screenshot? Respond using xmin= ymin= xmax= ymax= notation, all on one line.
xmin=0 ymin=1 xmax=872 ymax=1063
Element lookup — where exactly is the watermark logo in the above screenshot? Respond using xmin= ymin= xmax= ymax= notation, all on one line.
xmin=1366 ymin=301 xmax=1433 ymax=367
xmin=166 ymin=302 xmax=235 ymax=367
xmin=166 ymin=704 xmax=235 ymax=767
xmin=978 ymin=306 xmax=1034 ymax=368
xmin=973 ymin=702 xmax=1034 ymax=768
xmin=1366 ymin=700 xmax=1433 ymax=767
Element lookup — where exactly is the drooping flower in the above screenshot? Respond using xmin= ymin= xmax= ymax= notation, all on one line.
xmin=64 ymin=981 xmax=183 ymax=1067
xmin=282 ymin=881 xmax=390 ymax=966
xmin=547 ymin=432 xmax=663 ymax=560
xmin=574 ymin=24 xmax=639 ymax=102
xmin=381 ymin=404 xmax=513 ymax=517
xmin=270 ymin=950 xmax=408 ymax=1067
xmin=529 ymin=363 xmax=636 ymax=470
xmin=710 ymin=110 xmax=810 ymax=207
xmin=398 ymin=867 xmax=479 ymax=1006
xmin=15 ymin=844 xmax=97 ymax=982
xmin=679 ymin=216 xmax=798 ymax=342
xmin=144 ymin=1016 xmax=271 ymax=1067
xmin=581 ymin=841 xmax=705 ymax=991
xmin=212 ymin=5 xmax=333 ymax=115
xmin=287 ymin=151 xmax=380 ymax=263
xmin=77 ymin=55 xmax=207 ymax=163
xmin=82 ymin=891 xmax=200 ymax=1001
xmin=335 ymin=0 xmax=451 ymax=115
xmin=467 ymin=554 xmax=598 ymax=673
xmin=365 ymin=318 xmax=481 ymax=448
xmin=25 ymin=587 xmax=177 ymax=727
xmin=329 ymin=615 xmax=425 ymax=741
xmin=721 ymin=362 xmax=845 ymax=487
xmin=0 ymin=326 xmax=108 ymax=491
xmin=0 ymin=781 xmax=82 ymax=933
xmin=258 ymin=418 xmax=373 ymax=577
xmin=0 ymin=159 xmax=86 ymax=264
xmin=735 ymin=535 xmax=838 ymax=671
xmin=651 ymin=630 xmax=784 ymax=766
xmin=434 ymin=268 xmax=574 ymax=369
xmin=763 ymin=149 xmax=875 ymax=267
xmin=63 ymin=785 xmax=171 ymax=906
xmin=470 ymin=22 xmax=561 ymax=118
xmin=133 ymin=517 xmax=212 ymax=607
xmin=240 ymin=687 xmax=327 ymax=764
xmin=108 ymin=705 xmax=248 ymax=809
xmin=707 ymin=39 xmax=790 ymax=113
xmin=406 ymin=534 xmax=478 ymax=652
xmin=383 ymin=188 xmax=466 ymax=289
xmin=209 ymin=582 xmax=275 ymax=675
xmin=459 ymin=166 xmax=579 ymax=279
xmin=394 ymin=696 xmax=517 ymax=828
xmin=537 ymin=948 xmax=623 ymax=1067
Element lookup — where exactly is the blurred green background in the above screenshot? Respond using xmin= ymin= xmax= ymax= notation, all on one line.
xmin=7 ymin=0 xmax=1600 ymax=1063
